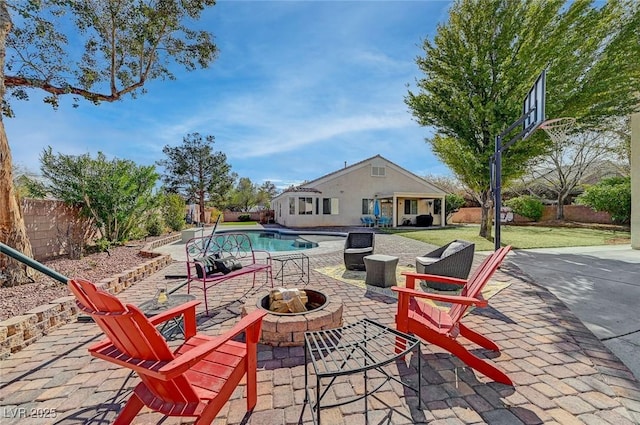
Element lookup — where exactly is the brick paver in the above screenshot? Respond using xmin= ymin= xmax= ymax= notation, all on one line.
xmin=1 ymin=232 xmax=640 ymax=424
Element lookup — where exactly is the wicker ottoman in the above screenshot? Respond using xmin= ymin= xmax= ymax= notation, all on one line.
xmin=364 ymin=254 xmax=399 ymax=288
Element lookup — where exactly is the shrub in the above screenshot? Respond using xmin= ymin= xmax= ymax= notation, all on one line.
xmin=146 ymin=215 xmax=165 ymax=236
xmin=238 ymin=214 xmax=251 ymax=222
xmin=162 ymin=193 xmax=186 ymax=231
xmin=505 ymin=195 xmax=544 ymax=221
xmin=577 ymin=177 xmax=631 ymax=224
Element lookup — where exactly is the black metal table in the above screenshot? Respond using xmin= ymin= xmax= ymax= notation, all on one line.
xmin=304 ymin=318 xmax=421 ymax=425
xmin=272 ymin=252 xmax=310 ymax=286
xmin=139 ymin=294 xmax=196 ymax=338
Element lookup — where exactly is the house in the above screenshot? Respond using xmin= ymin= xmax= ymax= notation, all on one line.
xmin=271 ymin=155 xmax=447 ymax=228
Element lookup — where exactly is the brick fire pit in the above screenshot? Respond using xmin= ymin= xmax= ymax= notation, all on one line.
xmin=241 ymin=288 xmax=343 ymax=347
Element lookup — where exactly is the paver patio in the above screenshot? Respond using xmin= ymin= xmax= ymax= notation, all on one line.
xmin=1 ymin=233 xmax=639 ymax=424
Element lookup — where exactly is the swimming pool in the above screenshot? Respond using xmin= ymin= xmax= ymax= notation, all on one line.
xmin=216 ymin=229 xmax=346 ymax=252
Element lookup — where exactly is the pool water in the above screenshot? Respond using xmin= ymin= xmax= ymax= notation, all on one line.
xmin=219 ymin=230 xmax=345 ymax=252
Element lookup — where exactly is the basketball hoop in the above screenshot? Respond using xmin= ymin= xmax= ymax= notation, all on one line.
xmin=539 ymin=117 xmax=576 ymax=143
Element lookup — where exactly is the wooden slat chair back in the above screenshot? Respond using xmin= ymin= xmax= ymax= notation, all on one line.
xmin=393 ymin=246 xmax=513 ymax=385
xmin=447 ymin=246 xmax=511 ymax=327
xmin=69 ymin=278 xmax=266 ymax=424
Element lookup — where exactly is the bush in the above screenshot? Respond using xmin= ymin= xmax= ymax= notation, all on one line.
xmin=146 ymin=215 xmax=165 ymax=236
xmin=577 ymin=177 xmax=631 ymax=224
xmin=238 ymin=213 xmax=251 ymax=222
xmin=162 ymin=193 xmax=186 ymax=231
xmin=505 ymin=195 xmax=544 ymax=221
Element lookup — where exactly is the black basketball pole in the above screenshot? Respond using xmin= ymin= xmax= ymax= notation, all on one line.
xmin=492 ymin=114 xmax=541 ymax=251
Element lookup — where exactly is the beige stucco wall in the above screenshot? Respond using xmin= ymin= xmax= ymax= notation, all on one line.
xmin=632 ymin=113 xmax=639 ymax=249
xmin=272 ymin=158 xmax=446 ymax=228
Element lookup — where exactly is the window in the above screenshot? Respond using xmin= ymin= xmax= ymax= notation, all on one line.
xmin=298 ymin=197 xmax=313 ymax=215
xmin=362 ymin=198 xmax=374 ymax=215
xmin=289 ymin=197 xmax=295 ymax=215
xmin=323 ymin=198 xmax=339 ymax=215
xmin=371 ymin=166 xmax=386 ymax=177
xmin=404 ymin=199 xmax=418 ymax=215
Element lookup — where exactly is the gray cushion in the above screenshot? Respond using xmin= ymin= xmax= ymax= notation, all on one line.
xmin=345 ymin=247 xmax=374 ymax=254
xmin=441 ymin=242 xmax=467 ymax=258
xmin=416 ymin=256 xmax=439 ymax=266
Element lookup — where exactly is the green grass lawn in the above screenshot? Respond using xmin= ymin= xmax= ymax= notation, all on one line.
xmin=218 ymin=221 xmax=259 ymax=226
xmin=384 ymin=224 xmax=630 ymax=250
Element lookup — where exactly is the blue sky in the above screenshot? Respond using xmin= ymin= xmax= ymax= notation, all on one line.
xmin=7 ymin=0 xmax=453 ymax=191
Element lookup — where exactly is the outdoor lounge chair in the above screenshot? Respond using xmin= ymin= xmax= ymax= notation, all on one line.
xmin=68 ymin=278 xmax=266 ymax=424
xmin=343 ymin=232 xmax=375 ymax=271
xmin=393 ymin=245 xmax=513 ymax=385
xmin=415 ymin=239 xmax=475 ymax=290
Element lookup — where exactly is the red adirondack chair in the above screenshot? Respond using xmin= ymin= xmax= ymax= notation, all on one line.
xmin=392 ymin=246 xmax=513 ymax=385
xmin=69 ymin=278 xmax=267 ymax=424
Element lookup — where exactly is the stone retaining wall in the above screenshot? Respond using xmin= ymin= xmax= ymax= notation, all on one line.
xmin=0 ymin=235 xmax=178 ymax=359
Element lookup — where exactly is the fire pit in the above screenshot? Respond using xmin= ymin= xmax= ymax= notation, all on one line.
xmin=241 ymin=288 xmax=343 ymax=347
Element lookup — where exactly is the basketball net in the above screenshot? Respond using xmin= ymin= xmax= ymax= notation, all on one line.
xmin=539 ymin=117 xmax=576 ymax=143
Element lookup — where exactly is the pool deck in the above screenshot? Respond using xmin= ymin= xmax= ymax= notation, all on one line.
xmin=1 ymin=230 xmax=639 ymax=424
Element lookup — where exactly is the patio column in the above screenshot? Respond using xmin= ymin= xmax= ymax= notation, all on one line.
xmin=632 ymin=113 xmax=639 ymax=249
xmin=392 ymin=195 xmax=398 ymax=228
xmin=441 ymin=195 xmax=446 ymax=227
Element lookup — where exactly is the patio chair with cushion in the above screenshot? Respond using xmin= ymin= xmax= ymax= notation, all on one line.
xmin=415 ymin=239 xmax=475 ymax=290
xmin=344 ymin=232 xmax=375 ymax=271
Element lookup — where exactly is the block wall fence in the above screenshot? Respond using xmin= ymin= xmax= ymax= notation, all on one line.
xmin=450 ymin=205 xmax=613 ymax=225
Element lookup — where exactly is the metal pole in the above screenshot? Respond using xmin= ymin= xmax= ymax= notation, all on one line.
xmin=0 ymin=242 xmax=68 ymax=284
xmin=494 ymin=135 xmax=502 ymax=251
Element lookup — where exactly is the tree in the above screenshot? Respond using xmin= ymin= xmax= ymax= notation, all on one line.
xmin=162 ymin=192 xmax=186 ymax=232
xmin=228 ymin=177 xmax=259 ymax=212
xmin=158 ymin=133 xmax=234 ymax=224
xmin=257 ymin=181 xmax=279 ymax=209
xmin=1 ymin=0 xmax=218 ymax=283
xmin=39 ymin=148 xmax=159 ymax=242
xmin=577 ymin=176 xmax=631 ymax=224
xmin=406 ymin=0 xmax=640 ymax=238
xmin=227 ymin=178 xmax=279 ymax=212
xmin=527 ymin=130 xmax=616 ymax=219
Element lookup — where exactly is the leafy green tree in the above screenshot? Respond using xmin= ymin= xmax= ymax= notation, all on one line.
xmin=228 ymin=177 xmax=259 ymax=212
xmin=158 ymin=133 xmax=234 ymax=223
xmin=162 ymin=193 xmax=186 ymax=232
xmin=39 ymin=148 xmax=159 ymax=242
xmin=257 ymin=181 xmax=279 ymax=209
xmin=0 ymin=0 xmax=218 ymax=283
xmin=577 ymin=176 xmax=631 ymax=224
xmin=406 ymin=0 xmax=640 ymax=238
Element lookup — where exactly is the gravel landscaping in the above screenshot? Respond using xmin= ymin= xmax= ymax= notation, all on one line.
xmin=0 ymin=241 xmax=161 ymax=321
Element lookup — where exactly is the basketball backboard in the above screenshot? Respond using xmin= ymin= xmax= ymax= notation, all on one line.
xmin=522 ymin=69 xmax=546 ymax=139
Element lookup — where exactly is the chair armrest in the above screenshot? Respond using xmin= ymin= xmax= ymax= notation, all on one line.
xmin=252 ymin=250 xmax=272 ymax=264
xmin=89 ymin=310 xmax=268 ymax=380
xmin=391 ymin=286 xmax=487 ymax=307
xmin=149 ymin=301 xmax=201 ymax=326
xmin=158 ymin=309 xmax=268 ymax=379
xmin=401 ymin=271 xmax=467 ymax=289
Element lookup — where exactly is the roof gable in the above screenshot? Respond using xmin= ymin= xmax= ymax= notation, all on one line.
xmin=306 ymin=155 xmax=446 ymax=194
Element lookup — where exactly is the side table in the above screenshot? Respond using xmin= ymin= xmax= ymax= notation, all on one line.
xmin=139 ymin=293 xmax=196 ymax=338
xmin=364 ymin=254 xmax=399 ymax=288
xmin=304 ymin=319 xmax=420 ymax=425
xmin=272 ymin=253 xmax=310 ymax=286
